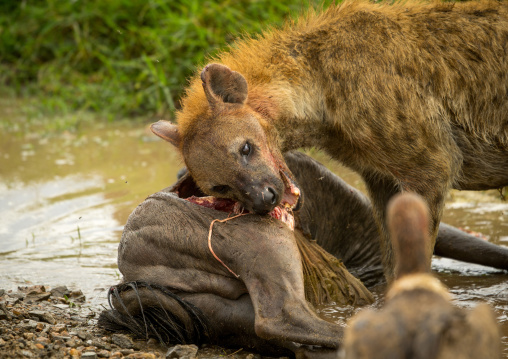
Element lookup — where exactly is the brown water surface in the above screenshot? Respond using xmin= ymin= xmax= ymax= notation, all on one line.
xmin=0 ymin=121 xmax=506 ymax=354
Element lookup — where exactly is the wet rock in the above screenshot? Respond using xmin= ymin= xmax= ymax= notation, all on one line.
xmin=20 ymin=349 xmax=34 ymax=357
xmin=35 ymin=336 xmax=50 ymax=345
xmin=8 ymin=292 xmax=25 ymax=300
xmin=69 ymin=289 xmax=86 ymax=303
xmin=4 ymin=297 xmax=20 ymax=305
xmin=97 ymin=349 xmax=111 ymax=358
xmin=78 ymin=330 xmax=93 ymax=341
xmin=146 ymin=338 xmax=158 ymax=346
xmin=0 ymin=307 xmax=11 ymax=321
xmin=20 ymin=319 xmax=38 ymax=330
xmin=82 ymin=351 xmax=98 ymax=359
xmin=25 ymin=292 xmax=51 ymax=303
xmin=50 ymin=286 xmax=70 ymax=298
xmin=19 ymin=285 xmax=46 ymax=293
xmin=51 ymin=334 xmax=72 ymax=341
xmin=120 ymin=349 xmax=135 ymax=355
xmin=28 ymin=310 xmax=56 ymax=324
xmin=126 ymin=353 xmax=157 ymax=358
xmin=12 ymin=308 xmax=23 ymax=317
xmin=35 ymin=322 xmax=45 ymax=331
xmin=0 ymin=289 xmax=5 ymax=297
xmin=112 ymin=333 xmax=133 ymax=349
xmin=92 ymin=338 xmax=110 ymax=350
xmin=67 ymin=339 xmax=79 ymax=348
xmin=52 ymin=323 xmax=67 ymax=332
xmin=165 ymin=344 xmax=199 ymax=359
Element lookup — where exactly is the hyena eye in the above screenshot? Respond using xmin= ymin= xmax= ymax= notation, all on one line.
xmin=211 ymin=185 xmax=231 ymax=194
xmin=241 ymin=142 xmax=251 ymax=157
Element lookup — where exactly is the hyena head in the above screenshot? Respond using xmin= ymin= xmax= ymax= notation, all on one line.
xmin=151 ymin=63 xmax=301 ymax=215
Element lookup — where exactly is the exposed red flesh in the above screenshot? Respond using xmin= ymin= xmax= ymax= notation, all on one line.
xmin=280 ymin=170 xmax=300 ymax=208
xmin=187 ymin=196 xmax=239 ymax=213
xmin=186 ymin=196 xmax=295 ymax=230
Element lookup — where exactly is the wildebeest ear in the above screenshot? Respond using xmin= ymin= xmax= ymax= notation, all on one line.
xmin=201 ymin=63 xmax=248 ymax=107
xmin=150 ymin=120 xmax=181 ymax=148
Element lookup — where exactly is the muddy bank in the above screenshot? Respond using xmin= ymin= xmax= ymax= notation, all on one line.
xmin=0 ymin=285 xmax=265 ymax=359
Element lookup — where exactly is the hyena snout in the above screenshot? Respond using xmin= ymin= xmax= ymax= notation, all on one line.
xmin=250 ymin=185 xmax=280 ymax=214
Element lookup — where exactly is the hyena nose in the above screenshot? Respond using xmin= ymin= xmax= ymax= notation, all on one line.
xmin=253 ymin=186 xmax=279 ymax=214
xmin=265 ymin=187 xmax=278 ymax=205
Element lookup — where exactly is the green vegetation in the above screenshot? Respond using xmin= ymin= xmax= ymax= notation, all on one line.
xmin=0 ymin=0 xmax=333 ymax=121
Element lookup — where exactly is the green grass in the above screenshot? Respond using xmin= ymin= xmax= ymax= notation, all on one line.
xmin=0 ymin=0 xmax=333 ymax=121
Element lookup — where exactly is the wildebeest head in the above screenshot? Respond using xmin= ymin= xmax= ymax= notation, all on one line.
xmin=151 ymin=63 xmax=301 ymax=215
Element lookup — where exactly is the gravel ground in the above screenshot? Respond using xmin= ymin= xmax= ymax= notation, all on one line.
xmin=0 ymin=285 xmax=265 ymax=359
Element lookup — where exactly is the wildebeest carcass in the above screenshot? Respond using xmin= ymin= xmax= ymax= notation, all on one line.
xmin=99 ymin=152 xmax=508 ymax=356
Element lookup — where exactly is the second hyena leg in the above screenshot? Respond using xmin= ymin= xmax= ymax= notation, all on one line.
xmin=363 ymin=173 xmax=448 ymax=282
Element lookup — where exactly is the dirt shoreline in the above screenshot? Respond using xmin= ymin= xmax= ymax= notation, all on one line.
xmin=0 ymin=285 xmax=265 ymax=359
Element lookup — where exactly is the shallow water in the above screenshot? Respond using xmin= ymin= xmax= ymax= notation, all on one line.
xmin=0 ymin=121 xmax=507 ymax=353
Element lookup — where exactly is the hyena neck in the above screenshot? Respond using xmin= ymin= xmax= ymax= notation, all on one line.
xmin=247 ymin=79 xmax=332 ymax=153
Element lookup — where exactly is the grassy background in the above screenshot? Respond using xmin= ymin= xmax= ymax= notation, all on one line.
xmin=0 ymin=0 xmax=333 ymax=122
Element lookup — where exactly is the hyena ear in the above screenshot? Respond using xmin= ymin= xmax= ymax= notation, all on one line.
xmin=150 ymin=120 xmax=181 ymax=148
xmin=201 ymin=63 xmax=248 ymax=107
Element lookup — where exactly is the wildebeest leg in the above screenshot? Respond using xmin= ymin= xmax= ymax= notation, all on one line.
xmin=105 ymin=284 xmax=340 ymax=357
xmin=183 ymin=293 xmax=339 ymax=358
xmin=219 ymin=227 xmax=343 ymax=349
xmin=436 ymin=223 xmax=508 ymax=269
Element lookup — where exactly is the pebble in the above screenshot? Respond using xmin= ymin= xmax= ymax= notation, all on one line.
xmin=21 ymin=320 xmax=38 ymax=330
xmin=35 ymin=336 xmax=50 ymax=345
xmin=20 ymin=349 xmax=34 ymax=357
xmin=165 ymin=344 xmax=199 ymax=359
xmin=112 ymin=333 xmax=134 ymax=349
xmin=53 ymin=323 xmax=67 ymax=332
xmin=0 ymin=284 xmax=250 ymax=359
xmin=147 ymin=338 xmax=158 ymax=345
xmin=98 ymin=349 xmax=111 ymax=358
xmin=67 ymin=339 xmax=78 ymax=348
xmin=50 ymin=286 xmax=70 ymax=298
xmin=82 ymin=351 xmax=98 ymax=359
xmin=29 ymin=310 xmax=57 ymax=325
xmin=126 ymin=353 xmax=157 ymax=358
xmin=26 ymin=292 xmax=51 ymax=302
xmin=78 ymin=330 xmax=93 ymax=340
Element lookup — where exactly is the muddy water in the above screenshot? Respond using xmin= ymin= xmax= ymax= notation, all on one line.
xmin=1 ymin=122 xmax=507 ymax=353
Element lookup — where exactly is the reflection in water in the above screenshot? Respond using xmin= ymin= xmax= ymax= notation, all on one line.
xmin=0 ymin=123 xmax=506 ymax=354
xmin=0 ymin=122 xmax=183 ymax=297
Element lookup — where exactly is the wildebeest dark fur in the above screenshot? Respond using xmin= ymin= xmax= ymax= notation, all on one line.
xmin=99 ymin=152 xmax=508 ymax=356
